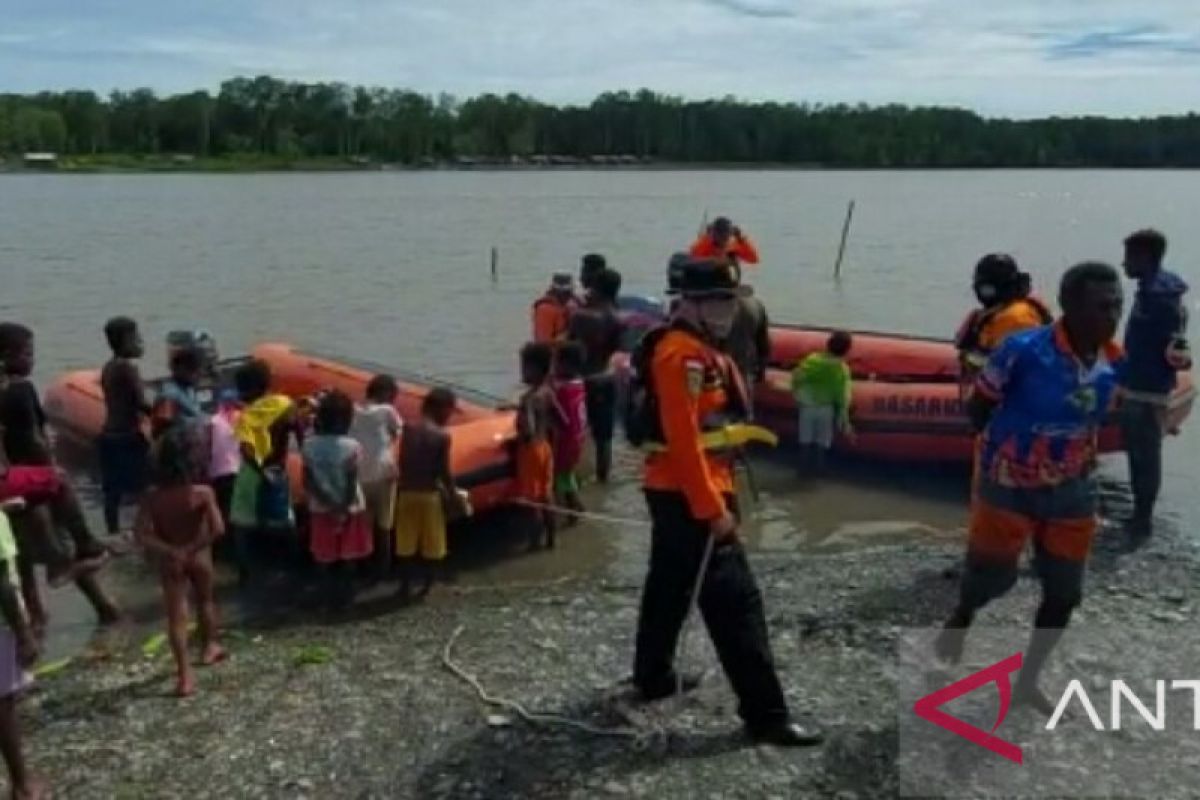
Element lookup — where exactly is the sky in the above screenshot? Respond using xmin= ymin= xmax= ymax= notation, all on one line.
xmin=2 ymin=0 xmax=1199 ymax=118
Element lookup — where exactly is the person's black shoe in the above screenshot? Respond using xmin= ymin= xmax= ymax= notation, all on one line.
xmin=637 ymin=674 xmax=702 ymax=703
xmin=748 ymin=721 xmax=825 ymax=747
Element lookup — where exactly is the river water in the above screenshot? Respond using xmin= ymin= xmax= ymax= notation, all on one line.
xmin=2 ymin=169 xmax=1196 ymax=654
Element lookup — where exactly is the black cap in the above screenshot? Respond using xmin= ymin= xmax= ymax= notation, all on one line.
xmin=974 ymin=253 xmax=1020 ymax=286
xmin=666 ymin=254 xmax=739 ymax=298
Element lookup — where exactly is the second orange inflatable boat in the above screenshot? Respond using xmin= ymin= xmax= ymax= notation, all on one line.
xmin=759 ymin=323 xmax=1196 ymax=462
xmin=43 ymin=343 xmax=517 ymax=512
xmin=614 ymin=314 xmax=1196 ymax=464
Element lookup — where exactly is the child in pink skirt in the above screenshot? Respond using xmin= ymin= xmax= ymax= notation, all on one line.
xmin=552 ymin=342 xmax=588 ymax=526
xmin=0 ymin=505 xmax=44 ymax=799
xmin=302 ymin=390 xmax=372 ymax=610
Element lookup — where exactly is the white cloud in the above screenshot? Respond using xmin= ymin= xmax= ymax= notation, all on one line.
xmin=1 ymin=0 xmax=1198 ymax=116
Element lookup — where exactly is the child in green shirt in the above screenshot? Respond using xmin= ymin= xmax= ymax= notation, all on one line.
xmin=791 ymin=331 xmax=854 ymax=471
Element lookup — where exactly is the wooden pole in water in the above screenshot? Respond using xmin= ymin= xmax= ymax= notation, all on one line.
xmin=490 ymin=246 xmax=498 ymax=282
xmin=833 ymin=200 xmax=856 ymax=279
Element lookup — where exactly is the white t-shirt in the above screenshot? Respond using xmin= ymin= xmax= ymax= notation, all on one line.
xmin=351 ymin=403 xmax=403 ymax=484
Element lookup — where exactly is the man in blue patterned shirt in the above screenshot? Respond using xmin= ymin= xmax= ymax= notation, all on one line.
xmin=937 ymin=262 xmax=1125 ymax=714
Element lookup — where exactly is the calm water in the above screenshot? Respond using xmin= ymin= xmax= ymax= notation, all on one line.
xmin=2 ymin=170 xmax=1197 ymax=652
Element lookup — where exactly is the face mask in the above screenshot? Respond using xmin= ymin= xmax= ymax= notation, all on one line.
xmin=974 ymin=283 xmax=998 ymax=305
xmin=698 ymin=297 xmax=738 ymax=339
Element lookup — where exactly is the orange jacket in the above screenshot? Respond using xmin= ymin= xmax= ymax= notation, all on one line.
xmin=689 ymin=234 xmax=760 ymax=265
xmin=956 ymin=296 xmax=1054 ymax=371
xmin=532 ymin=296 xmax=570 ymax=343
xmin=643 ymin=327 xmax=736 ymax=520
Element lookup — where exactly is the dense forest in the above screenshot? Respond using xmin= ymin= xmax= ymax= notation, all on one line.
xmin=2 ymin=75 xmax=1199 ymax=167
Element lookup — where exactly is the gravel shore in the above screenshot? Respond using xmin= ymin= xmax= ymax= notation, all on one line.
xmin=20 ymin=483 xmax=1199 ymax=800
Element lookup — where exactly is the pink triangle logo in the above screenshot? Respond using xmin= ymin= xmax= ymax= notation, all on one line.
xmin=912 ymin=652 xmax=1025 ymax=765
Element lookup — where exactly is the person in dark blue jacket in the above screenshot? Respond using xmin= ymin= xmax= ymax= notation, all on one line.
xmin=1120 ymin=229 xmax=1191 ymax=537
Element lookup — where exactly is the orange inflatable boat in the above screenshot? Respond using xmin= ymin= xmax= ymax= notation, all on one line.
xmin=614 ymin=313 xmax=1195 ymax=464
xmin=759 ymin=324 xmax=1196 ymax=463
xmin=43 ymin=343 xmax=517 ymax=512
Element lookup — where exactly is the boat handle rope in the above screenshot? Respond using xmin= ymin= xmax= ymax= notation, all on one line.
xmin=441 ymin=499 xmax=722 ymax=741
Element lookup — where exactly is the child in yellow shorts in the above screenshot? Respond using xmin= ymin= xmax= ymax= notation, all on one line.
xmin=394 ymin=388 xmax=457 ymax=599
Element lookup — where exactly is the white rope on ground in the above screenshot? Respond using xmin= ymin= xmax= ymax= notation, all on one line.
xmin=512 ymin=499 xmax=652 ymax=528
xmin=442 ymin=504 xmax=722 ymax=740
xmin=441 ymin=624 xmax=645 ymax=740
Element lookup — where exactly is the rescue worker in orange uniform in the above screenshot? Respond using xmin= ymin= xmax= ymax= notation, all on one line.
xmin=955 ymin=253 xmax=1053 ymax=380
xmin=632 ymin=256 xmax=822 ymax=748
xmin=531 ymin=273 xmax=576 ymax=343
xmin=689 ymin=217 xmax=760 ymax=266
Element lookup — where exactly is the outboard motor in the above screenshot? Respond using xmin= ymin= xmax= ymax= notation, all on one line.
xmin=166 ymin=329 xmax=219 ymax=379
xmin=164 ymin=326 xmax=220 ymax=398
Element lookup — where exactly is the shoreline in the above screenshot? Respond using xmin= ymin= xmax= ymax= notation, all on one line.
xmin=4 ymin=158 xmax=1200 ymax=175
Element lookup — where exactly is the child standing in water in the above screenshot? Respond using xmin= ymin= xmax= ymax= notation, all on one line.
xmin=135 ymin=430 xmax=226 ymax=697
xmin=394 ymin=388 xmax=458 ymax=599
xmin=552 ymin=342 xmax=587 ymax=525
xmin=791 ymin=331 xmax=854 ymax=472
xmin=351 ymin=375 xmax=403 ymax=577
xmin=0 ymin=505 xmax=45 ymax=799
xmin=229 ymin=360 xmax=300 ymax=583
xmin=303 ymin=391 xmax=373 ymax=609
xmin=515 ymin=343 xmax=558 ymax=549
xmin=99 ymin=316 xmax=152 ymax=538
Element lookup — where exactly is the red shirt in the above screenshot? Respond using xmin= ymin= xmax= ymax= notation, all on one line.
xmin=689 ymin=234 xmax=760 ymax=265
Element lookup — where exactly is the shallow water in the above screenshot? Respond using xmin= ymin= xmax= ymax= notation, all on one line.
xmin=3 ymin=169 xmax=1196 ymax=656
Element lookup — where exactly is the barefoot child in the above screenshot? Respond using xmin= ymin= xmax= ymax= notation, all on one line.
xmin=515 ymin=343 xmax=559 ymax=549
xmin=351 ymin=375 xmax=403 ymax=577
xmin=303 ymin=391 xmax=373 ymax=610
xmin=0 ymin=323 xmax=122 ymax=631
xmin=394 ymin=388 xmax=458 ymax=599
xmin=135 ymin=431 xmax=226 ymax=697
xmin=0 ymin=506 xmax=44 ymax=799
xmin=99 ymin=316 xmax=152 ymax=538
xmin=790 ymin=331 xmax=854 ymax=473
xmin=552 ymin=342 xmax=587 ymax=525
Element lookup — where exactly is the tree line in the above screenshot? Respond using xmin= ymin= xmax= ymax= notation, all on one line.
xmin=2 ymin=75 xmax=1199 ymax=167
